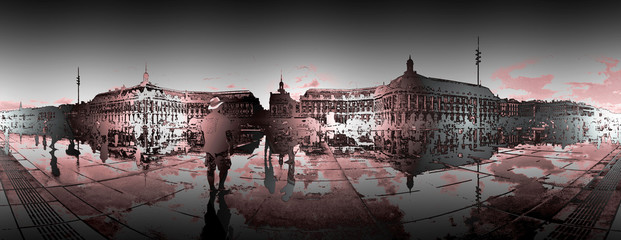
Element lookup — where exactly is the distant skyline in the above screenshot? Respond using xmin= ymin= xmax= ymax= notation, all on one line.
xmin=2 ymin=1 xmax=621 ymax=112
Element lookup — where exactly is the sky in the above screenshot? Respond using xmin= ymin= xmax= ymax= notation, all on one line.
xmin=2 ymin=1 xmax=621 ymax=112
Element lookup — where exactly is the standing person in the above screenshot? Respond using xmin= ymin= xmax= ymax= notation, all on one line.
xmin=202 ymin=97 xmax=233 ymax=191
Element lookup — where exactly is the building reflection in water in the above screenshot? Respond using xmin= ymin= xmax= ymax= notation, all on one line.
xmin=2 ymin=58 xmax=621 ymax=239
xmin=2 ymin=92 xmax=621 ymax=239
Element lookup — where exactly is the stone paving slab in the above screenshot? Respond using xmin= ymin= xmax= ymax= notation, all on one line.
xmin=0 ymin=148 xmax=105 ymax=239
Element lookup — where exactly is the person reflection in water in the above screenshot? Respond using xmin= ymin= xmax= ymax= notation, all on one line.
xmin=50 ymin=149 xmax=60 ymax=177
xmin=202 ymin=97 xmax=233 ymax=192
xmin=201 ymin=191 xmax=232 ymax=240
xmin=42 ymin=134 xmax=47 ymax=150
xmin=97 ymin=121 xmax=110 ymax=162
xmin=66 ymin=139 xmax=81 ymax=166
xmin=280 ymin=153 xmax=295 ymax=202
xmin=406 ymin=173 xmax=414 ymax=193
xmin=264 ymin=143 xmax=275 ymax=194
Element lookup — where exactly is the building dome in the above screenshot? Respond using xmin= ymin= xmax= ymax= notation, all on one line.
xmin=406 ymin=55 xmax=414 ymax=74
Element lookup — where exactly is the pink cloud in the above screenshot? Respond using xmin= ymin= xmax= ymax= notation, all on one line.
xmin=30 ymin=99 xmax=49 ymax=104
xmin=54 ymin=97 xmax=74 ymax=104
xmin=208 ymin=86 xmax=218 ymax=90
xmin=0 ymin=101 xmax=35 ymax=111
xmin=566 ymin=57 xmax=621 ymax=112
xmin=226 ymin=84 xmax=236 ymax=89
xmin=284 ymin=83 xmax=290 ymax=89
xmin=295 ymin=75 xmax=307 ymax=83
xmin=300 ymin=79 xmax=320 ymax=88
xmin=491 ymin=59 xmax=556 ymax=100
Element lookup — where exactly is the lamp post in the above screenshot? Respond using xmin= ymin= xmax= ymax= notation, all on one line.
xmin=76 ymin=67 xmax=80 ymax=104
xmin=476 ymin=37 xmax=481 ymax=86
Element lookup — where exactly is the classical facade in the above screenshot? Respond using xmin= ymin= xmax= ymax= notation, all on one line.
xmin=78 ymin=67 xmax=260 ymax=127
xmin=499 ymin=98 xmax=520 ymax=117
xmin=299 ymin=87 xmax=375 ymax=124
xmin=373 ymin=56 xmax=500 ymax=128
xmin=289 ymin=56 xmax=502 ymax=129
xmin=67 ymin=66 xmax=262 ymax=154
xmin=518 ymin=100 xmax=595 ymax=118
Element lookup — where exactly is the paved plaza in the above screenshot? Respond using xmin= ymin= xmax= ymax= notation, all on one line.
xmin=3 ymin=132 xmax=621 ymax=239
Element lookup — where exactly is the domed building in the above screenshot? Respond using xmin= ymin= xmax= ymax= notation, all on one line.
xmin=69 ymin=64 xmax=262 ymax=155
xmin=269 ymin=74 xmax=300 ymax=118
xmin=298 ymin=56 xmax=502 ymax=129
xmin=374 ymin=56 xmax=500 ymax=129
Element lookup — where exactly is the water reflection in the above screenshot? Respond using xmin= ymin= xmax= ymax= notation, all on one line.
xmin=264 ymin=143 xmax=276 ymax=194
xmin=42 ymin=134 xmax=47 ymax=150
xmin=50 ymin=148 xmax=60 ymax=177
xmin=65 ymin=139 xmax=81 ymax=165
xmin=3 ymin=101 xmax=621 ymax=239
xmin=281 ymin=159 xmax=295 ymax=202
xmin=201 ymin=191 xmax=232 ymax=240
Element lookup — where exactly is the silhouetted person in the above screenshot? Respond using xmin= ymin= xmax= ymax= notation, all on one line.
xmin=87 ymin=134 xmax=97 ymax=154
xmin=202 ymin=97 xmax=233 ymax=191
xmin=285 ymin=145 xmax=295 ymax=165
xmin=50 ymin=149 xmax=60 ymax=177
xmin=264 ymin=142 xmax=275 ymax=194
xmin=278 ymin=155 xmax=284 ymax=167
xmin=406 ymin=173 xmax=414 ymax=193
xmin=200 ymin=191 xmax=232 ymax=240
xmin=98 ymin=121 xmax=110 ymax=162
xmin=66 ymin=139 xmax=81 ymax=166
xmin=42 ymin=134 xmax=47 ymax=150
xmin=280 ymin=154 xmax=295 ymax=202
xmin=66 ymin=139 xmax=81 ymax=157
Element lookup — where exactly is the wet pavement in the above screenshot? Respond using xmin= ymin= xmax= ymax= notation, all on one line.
xmin=3 ymin=132 xmax=621 ymax=239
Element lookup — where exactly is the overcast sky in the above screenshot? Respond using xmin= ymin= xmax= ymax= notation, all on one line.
xmin=2 ymin=1 xmax=621 ymax=112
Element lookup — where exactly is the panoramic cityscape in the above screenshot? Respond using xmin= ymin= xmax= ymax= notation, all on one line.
xmin=3 ymin=55 xmax=621 ymax=239
xmin=4 ymin=1 xmax=621 ymax=240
